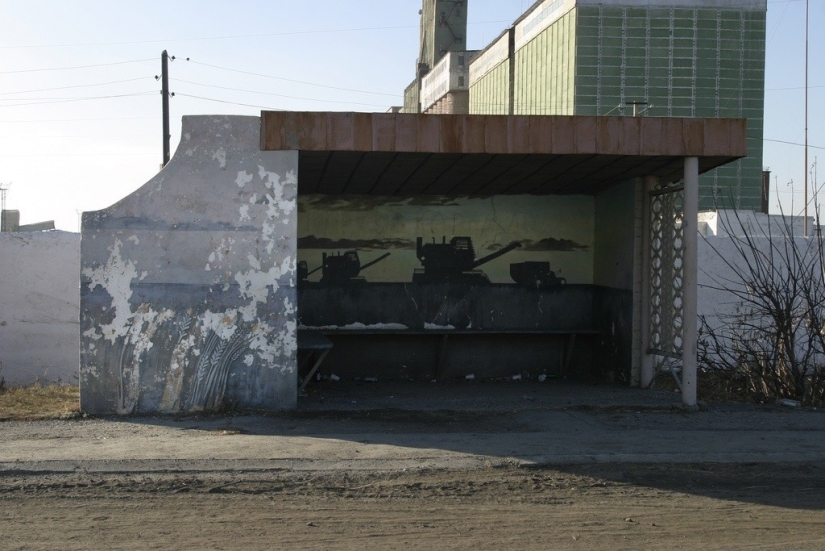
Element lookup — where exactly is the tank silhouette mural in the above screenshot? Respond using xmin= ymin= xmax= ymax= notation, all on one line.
xmin=412 ymin=237 xmax=522 ymax=285
xmin=298 ymin=251 xmax=390 ymax=286
xmin=510 ymin=261 xmax=566 ymax=289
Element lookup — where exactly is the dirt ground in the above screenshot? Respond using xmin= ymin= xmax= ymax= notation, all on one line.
xmin=2 ymin=462 xmax=825 ymax=550
xmin=3 ymin=381 xmax=824 ymax=549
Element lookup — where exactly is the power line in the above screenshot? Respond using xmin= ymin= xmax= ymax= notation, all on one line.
xmin=172 ymin=78 xmax=391 ymax=108
xmin=766 ymin=84 xmax=825 ymax=91
xmin=0 ymin=77 xmax=154 ymax=96
xmin=12 ymin=134 xmax=156 ymax=138
xmin=0 ymin=92 xmax=158 ymax=108
xmin=0 ymin=20 xmax=512 ymax=49
xmin=0 ymin=26 xmax=417 ymax=49
xmin=173 ymin=93 xmax=284 ymax=111
xmin=0 ymin=152 xmax=153 ymax=158
xmin=0 ymin=117 xmax=161 ymax=123
xmin=176 ymin=91 xmax=395 ymax=111
xmin=763 ymin=138 xmax=825 ymax=151
xmin=186 ymin=59 xmax=399 ymax=98
xmin=0 ymin=58 xmax=155 ymax=74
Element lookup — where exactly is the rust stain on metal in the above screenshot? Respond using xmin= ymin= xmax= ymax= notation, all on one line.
xmin=261 ymin=112 xmax=746 ymax=159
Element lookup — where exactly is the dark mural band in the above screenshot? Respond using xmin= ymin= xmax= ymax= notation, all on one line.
xmin=298 ymin=235 xmax=567 ymax=289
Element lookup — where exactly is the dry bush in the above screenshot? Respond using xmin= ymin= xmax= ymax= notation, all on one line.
xmin=699 ymin=210 xmax=825 ymax=407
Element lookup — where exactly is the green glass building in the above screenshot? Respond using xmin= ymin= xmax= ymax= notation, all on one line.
xmin=468 ymin=0 xmax=767 ymax=210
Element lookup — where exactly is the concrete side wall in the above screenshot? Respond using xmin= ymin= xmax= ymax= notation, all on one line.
xmin=80 ymin=116 xmax=298 ymax=414
xmin=0 ymin=231 xmax=80 ymax=385
xmin=592 ymin=180 xmax=637 ymax=382
xmin=593 ymin=180 xmax=636 ymax=290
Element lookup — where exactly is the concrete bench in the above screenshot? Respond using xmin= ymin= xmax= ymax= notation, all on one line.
xmin=299 ymin=328 xmax=601 ymax=381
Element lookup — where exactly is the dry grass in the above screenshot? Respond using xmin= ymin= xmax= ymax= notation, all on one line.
xmin=0 ymin=384 xmax=80 ymax=421
xmin=651 ymin=368 xmax=752 ymax=403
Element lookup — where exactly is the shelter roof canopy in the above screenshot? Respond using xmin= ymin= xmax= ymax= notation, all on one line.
xmin=260 ymin=111 xmax=747 ymax=196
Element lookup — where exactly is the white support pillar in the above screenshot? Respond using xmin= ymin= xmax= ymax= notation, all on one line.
xmin=640 ymin=176 xmax=658 ymax=387
xmin=682 ymin=157 xmax=699 ymax=407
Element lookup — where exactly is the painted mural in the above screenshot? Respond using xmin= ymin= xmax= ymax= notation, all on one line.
xmin=297 ymin=194 xmax=594 ymax=286
xmin=297 ymin=194 xmax=596 ymax=331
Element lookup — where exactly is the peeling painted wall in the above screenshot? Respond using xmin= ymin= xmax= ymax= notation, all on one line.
xmin=0 ymin=231 xmax=80 ymax=385
xmin=80 ymin=116 xmax=297 ymax=414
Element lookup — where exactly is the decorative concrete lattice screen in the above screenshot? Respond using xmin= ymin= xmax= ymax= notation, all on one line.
xmin=648 ymin=181 xmax=685 ymax=358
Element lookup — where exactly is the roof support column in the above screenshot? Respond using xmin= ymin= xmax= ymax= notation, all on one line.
xmin=639 ymin=175 xmax=658 ymax=388
xmin=682 ymin=157 xmax=699 ymax=407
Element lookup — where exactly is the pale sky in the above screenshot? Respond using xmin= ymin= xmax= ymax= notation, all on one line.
xmin=0 ymin=0 xmax=821 ymax=231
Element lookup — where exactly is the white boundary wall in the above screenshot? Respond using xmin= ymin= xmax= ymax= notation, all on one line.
xmin=0 ymin=231 xmax=80 ymax=385
xmin=697 ymin=210 xmax=818 ymax=338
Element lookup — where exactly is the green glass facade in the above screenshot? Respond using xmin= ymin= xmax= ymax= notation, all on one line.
xmin=469 ymin=60 xmax=511 ymax=114
xmin=469 ymin=2 xmax=766 ymax=210
xmin=514 ymin=9 xmax=578 ymax=116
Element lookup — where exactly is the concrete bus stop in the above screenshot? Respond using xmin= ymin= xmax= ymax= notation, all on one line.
xmin=79 ymin=112 xmax=746 ymax=414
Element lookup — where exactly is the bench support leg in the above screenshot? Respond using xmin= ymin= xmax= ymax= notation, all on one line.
xmin=299 ymin=348 xmax=331 ymax=394
xmin=434 ymin=334 xmax=449 ymax=380
xmin=562 ymin=333 xmax=576 ymax=378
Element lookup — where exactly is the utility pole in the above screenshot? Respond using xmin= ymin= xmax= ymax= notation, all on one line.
xmin=804 ymin=0 xmax=809 ymax=236
xmin=161 ymin=50 xmax=171 ymax=167
xmin=0 ymin=183 xmax=8 ymax=232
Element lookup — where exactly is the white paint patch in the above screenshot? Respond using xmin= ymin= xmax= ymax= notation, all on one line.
xmin=128 ymin=307 xmax=175 ymax=356
xmin=212 ymin=147 xmax=227 ymax=169
xmin=81 ymin=239 xmax=139 ymax=343
xmin=243 ymin=354 xmax=254 ymax=366
xmin=235 ymin=170 xmax=253 ymax=188
xmin=258 ymin=170 xmax=296 ymax=255
xmin=128 ymin=235 xmax=140 ymax=245
xmin=204 ymin=237 xmax=236 ymax=273
xmin=258 ymin=165 xmax=279 ymax=189
xmin=247 ymin=319 xmax=297 ymax=370
xmin=247 ymin=254 xmax=261 ymax=271
xmin=233 ymin=255 xmax=293 ymax=322
xmin=424 ymin=323 xmax=456 ymax=330
xmin=239 ymin=204 xmax=250 ymax=222
xmin=199 ymin=310 xmax=239 ymax=341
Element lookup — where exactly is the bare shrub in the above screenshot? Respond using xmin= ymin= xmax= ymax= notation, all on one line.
xmin=698 ymin=210 xmax=825 ymax=407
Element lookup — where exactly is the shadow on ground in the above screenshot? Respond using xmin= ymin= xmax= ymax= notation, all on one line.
xmin=101 ymin=380 xmax=825 ymax=512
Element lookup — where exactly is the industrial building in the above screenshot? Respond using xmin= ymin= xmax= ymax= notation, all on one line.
xmin=404 ymin=0 xmax=767 ymax=210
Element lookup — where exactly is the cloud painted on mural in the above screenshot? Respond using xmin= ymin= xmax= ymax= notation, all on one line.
xmin=298 ymin=194 xmax=462 ymax=213
xmin=489 ymin=237 xmax=589 ymax=252
xmin=298 ymin=235 xmax=416 ymax=250
xmin=384 ymin=196 xmax=464 ymax=208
